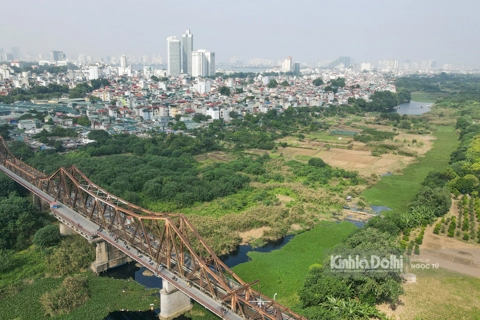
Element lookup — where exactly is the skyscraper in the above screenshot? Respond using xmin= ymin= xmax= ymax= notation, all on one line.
xmin=182 ymin=29 xmax=193 ymax=75
xmin=50 ymin=51 xmax=66 ymax=61
xmin=167 ymin=36 xmax=181 ymax=76
xmin=10 ymin=46 xmax=20 ymax=60
xmin=120 ymin=55 xmax=128 ymax=68
xmin=205 ymin=52 xmax=215 ymax=76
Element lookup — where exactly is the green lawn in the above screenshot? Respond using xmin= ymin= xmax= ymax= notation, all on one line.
xmin=411 ymin=91 xmax=441 ymax=103
xmin=362 ymin=126 xmax=458 ymax=212
xmin=232 ymin=221 xmax=357 ymax=308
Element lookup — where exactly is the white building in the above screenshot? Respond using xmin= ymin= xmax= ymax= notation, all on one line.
xmin=196 ymin=80 xmax=211 ymax=94
xmin=192 ymin=50 xmax=215 ymax=77
xmin=206 ymin=107 xmax=220 ymax=120
xmin=282 ymin=56 xmax=293 ymax=72
xmin=205 ymin=51 xmax=215 ymax=76
xmin=120 ymin=55 xmax=128 ymax=68
xmin=88 ymin=66 xmax=99 ymax=80
xmin=192 ymin=50 xmax=208 ymax=77
xmin=182 ymin=29 xmax=193 ymax=75
xmin=167 ymin=36 xmax=181 ymax=76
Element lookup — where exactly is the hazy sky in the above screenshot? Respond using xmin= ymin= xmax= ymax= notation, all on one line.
xmin=1 ymin=0 xmax=479 ymax=67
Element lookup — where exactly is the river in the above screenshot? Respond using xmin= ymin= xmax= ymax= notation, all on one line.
xmin=396 ymin=100 xmax=432 ymax=115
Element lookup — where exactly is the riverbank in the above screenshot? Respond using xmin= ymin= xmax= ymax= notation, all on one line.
xmin=232 ymin=221 xmax=357 ymax=308
xmin=362 ymin=125 xmax=458 ymax=213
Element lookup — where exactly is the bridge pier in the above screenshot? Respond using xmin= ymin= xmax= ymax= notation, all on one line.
xmin=59 ymin=222 xmax=77 ymax=236
xmin=90 ymin=240 xmax=132 ymax=274
xmin=159 ymin=281 xmax=193 ymax=320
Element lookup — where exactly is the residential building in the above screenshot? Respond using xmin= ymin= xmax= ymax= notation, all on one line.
xmin=192 ymin=50 xmax=215 ymax=77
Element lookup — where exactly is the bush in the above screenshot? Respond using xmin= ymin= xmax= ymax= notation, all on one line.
xmin=0 ymin=249 xmax=14 ymax=272
xmin=48 ymin=236 xmax=95 ymax=276
xmin=40 ymin=274 xmax=89 ymax=317
xmin=308 ymin=157 xmax=328 ymax=168
xmin=463 ymin=234 xmax=470 ymax=241
xmin=33 ymin=225 xmax=62 ymax=248
xmin=414 ymin=244 xmax=420 ymax=255
xmin=433 ymin=223 xmax=441 ymax=234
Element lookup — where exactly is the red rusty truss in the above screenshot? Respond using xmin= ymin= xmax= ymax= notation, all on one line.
xmin=0 ymin=136 xmax=306 ymax=320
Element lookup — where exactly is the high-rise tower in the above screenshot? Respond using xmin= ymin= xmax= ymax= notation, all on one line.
xmin=182 ymin=30 xmax=193 ymax=75
xmin=167 ymin=36 xmax=181 ymax=76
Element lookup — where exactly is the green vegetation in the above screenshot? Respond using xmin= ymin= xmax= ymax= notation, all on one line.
xmin=0 ymin=270 xmax=157 ymax=320
xmin=233 ymin=222 xmax=357 ymax=307
xmin=362 ymin=126 xmax=458 ymax=212
xmin=312 ymin=78 xmax=324 ymax=86
xmin=33 ymin=225 xmax=62 ymax=248
xmin=411 ymin=92 xmax=438 ymax=103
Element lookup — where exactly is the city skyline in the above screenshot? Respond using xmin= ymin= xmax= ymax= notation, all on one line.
xmin=1 ymin=0 xmax=479 ymax=68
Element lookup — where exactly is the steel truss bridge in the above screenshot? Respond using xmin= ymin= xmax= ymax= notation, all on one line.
xmin=0 ymin=137 xmax=306 ymax=320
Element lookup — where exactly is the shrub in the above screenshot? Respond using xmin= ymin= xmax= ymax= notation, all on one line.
xmin=433 ymin=223 xmax=441 ymax=234
xmin=456 ymin=230 xmax=461 ymax=237
xmin=33 ymin=225 xmax=62 ymax=248
xmin=48 ymin=236 xmax=95 ymax=276
xmin=463 ymin=234 xmax=470 ymax=241
xmin=414 ymin=244 xmax=420 ymax=255
xmin=40 ymin=274 xmax=89 ymax=317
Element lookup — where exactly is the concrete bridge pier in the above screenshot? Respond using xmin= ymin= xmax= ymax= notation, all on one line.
xmin=59 ymin=222 xmax=77 ymax=236
xmin=160 ymin=280 xmax=193 ymax=320
xmin=90 ymin=240 xmax=132 ymax=274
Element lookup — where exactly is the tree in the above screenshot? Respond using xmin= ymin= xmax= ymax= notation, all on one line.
xmin=0 ymin=194 xmax=40 ymax=250
xmin=33 ymin=225 xmax=62 ymax=248
xmin=0 ymin=249 xmax=14 ymax=272
xmin=229 ymin=111 xmax=240 ymax=119
xmin=151 ymin=75 xmax=160 ymax=82
xmin=54 ymin=140 xmax=64 ymax=152
xmin=0 ymin=124 xmax=11 ymax=140
xmin=267 ymin=79 xmax=278 ymax=88
xmin=219 ymin=86 xmax=231 ymax=96
xmin=299 ymin=266 xmax=353 ymax=307
xmin=76 ymin=116 xmax=91 ymax=127
xmin=308 ymin=157 xmax=328 ymax=168
xmin=312 ymin=78 xmax=324 ymax=86
xmin=87 ymin=130 xmax=110 ymax=143
xmin=281 ymin=80 xmax=290 ymax=86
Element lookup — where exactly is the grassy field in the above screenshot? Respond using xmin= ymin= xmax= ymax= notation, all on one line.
xmin=411 ymin=91 xmax=442 ymax=103
xmin=0 ymin=246 xmax=157 ymax=320
xmin=232 ymin=221 xmax=357 ymax=308
xmin=0 ymin=271 xmax=157 ymax=320
xmin=381 ymin=268 xmax=480 ymax=319
xmin=362 ymin=126 xmax=458 ymax=212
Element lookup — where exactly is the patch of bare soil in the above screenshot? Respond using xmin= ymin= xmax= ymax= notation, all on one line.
xmin=238 ymin=227 xmax=271 ymax=245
